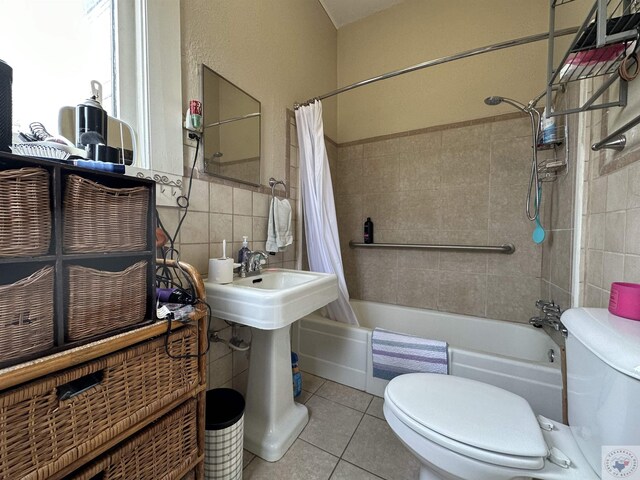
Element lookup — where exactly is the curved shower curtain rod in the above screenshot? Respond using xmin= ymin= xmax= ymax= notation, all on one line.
xmin=294 ymin=27 xmax=579 ymax=108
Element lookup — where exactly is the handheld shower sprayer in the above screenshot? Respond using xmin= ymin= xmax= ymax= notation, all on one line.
xmin=484 ymin=94 xmax=541 ymax=223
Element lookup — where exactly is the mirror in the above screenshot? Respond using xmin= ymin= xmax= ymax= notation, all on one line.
xmin=202 ymin=65 xmax=261 ymax=186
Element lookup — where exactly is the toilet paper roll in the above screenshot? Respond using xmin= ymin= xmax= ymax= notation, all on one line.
xmin=208 ymin=257 xmax=234 ymax=284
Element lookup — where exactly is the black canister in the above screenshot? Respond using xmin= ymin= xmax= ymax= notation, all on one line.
xmin=76 ymin=80 xmax=108 ymax=148
xmin=0 ymin=59 xmax=12 ymax=153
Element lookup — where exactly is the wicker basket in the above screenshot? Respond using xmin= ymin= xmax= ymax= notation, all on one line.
xmin=0 ymin=167 xmax=51 ymax=257
xmin=0 ymin=265 xmax=54 ymax=363
xmin=63 ymin=174 xmax=149 ymax=253
xmin=69 ymin=399 xmax=199 ymax=480
xmin=0 ymin=326 xmax=199 ymax=480
xmin=66 ymin=261 xmax=148 ymax=341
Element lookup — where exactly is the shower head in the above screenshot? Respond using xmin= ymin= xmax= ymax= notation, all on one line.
xmin=484 ymin=96 xmax=529 ymax=113
xmin=484 ymin=96 xmax=503 ymax=106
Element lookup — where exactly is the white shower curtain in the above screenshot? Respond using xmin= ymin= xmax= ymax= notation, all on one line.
xmin=295 ymin=100 xmax=359 ymax=326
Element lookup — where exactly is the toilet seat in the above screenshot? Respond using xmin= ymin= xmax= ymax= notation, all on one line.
xmin=385 ymin=373 xmax=549 ymax=470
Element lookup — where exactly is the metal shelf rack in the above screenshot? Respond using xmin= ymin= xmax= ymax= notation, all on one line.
xmin=547 ymin=0 xmax=640 ymax=116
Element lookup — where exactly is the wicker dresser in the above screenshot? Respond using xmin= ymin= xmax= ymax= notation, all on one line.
xmin=0 ymin=259 xmax=208 ymax=479
xmin=0 ymin=153 xmax=207 ymax=479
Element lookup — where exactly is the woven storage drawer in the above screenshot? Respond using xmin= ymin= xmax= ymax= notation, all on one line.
xmin=0 ymin=167 xmax=51 ymax=257
xmin=69 ymin=399 xmax=199 ymax=480
xmin=0 ymin=265 xmax=54 ymax=363
xmin=0 ymin=326 xmax=199 ymax=480
xmin=63 ymin=174 xmax=149 ymax=253
xmin=66 ymin=260 xmax=148 ymax=341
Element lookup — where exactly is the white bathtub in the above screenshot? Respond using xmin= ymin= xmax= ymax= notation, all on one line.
xmin=292 ymin=299 xmax=563 ymax=422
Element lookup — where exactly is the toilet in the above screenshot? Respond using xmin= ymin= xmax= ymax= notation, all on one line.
xmin=383 ymin=308 xmax=640 ymax=480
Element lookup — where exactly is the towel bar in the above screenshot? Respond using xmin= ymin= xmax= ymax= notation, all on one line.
xmin=349 ymin=241 xmax=515 ymax=254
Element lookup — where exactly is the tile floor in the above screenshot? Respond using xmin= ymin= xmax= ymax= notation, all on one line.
xmin=242 ymin=372 xmax=421 ymax=480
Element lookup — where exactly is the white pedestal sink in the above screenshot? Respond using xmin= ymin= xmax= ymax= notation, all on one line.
xmin=205 ymin=268 xmax=338 ymax=461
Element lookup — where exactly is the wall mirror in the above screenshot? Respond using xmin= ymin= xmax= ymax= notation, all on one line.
xmin=202 ymin=65 xmax=261 ymax=186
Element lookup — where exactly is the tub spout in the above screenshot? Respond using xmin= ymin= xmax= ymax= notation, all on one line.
xmin=529 ymin=317 xmax=544 ymax=328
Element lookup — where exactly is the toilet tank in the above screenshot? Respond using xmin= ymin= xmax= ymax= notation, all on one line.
xmin=562 ymin=308 xmax=640 ymax=475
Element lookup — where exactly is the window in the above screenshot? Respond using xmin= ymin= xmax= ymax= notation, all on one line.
xmin=0 ymin=0 xmax=182 ymax=177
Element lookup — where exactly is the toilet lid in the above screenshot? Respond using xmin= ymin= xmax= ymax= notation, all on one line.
xmin=385 ymin=373 xmax=548 ymax=460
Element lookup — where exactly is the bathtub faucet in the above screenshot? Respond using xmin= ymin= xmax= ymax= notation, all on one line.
xmin=531 ymin=300 xmax=568 ymax=337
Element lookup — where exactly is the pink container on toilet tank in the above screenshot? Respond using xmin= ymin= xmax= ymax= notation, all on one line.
xmin=609 ymin=282 xmax=640 ymax=321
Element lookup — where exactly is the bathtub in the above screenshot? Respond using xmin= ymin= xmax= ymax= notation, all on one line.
xmin=292 ymin=299 xmax=563 ymax=422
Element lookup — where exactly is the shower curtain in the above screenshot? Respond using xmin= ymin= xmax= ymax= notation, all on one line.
xmin=295 ymin=100 xmax=359 ymax=326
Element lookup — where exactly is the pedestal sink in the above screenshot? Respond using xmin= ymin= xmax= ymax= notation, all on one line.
xmin=205 ymin=268 xmax=338 ymax=461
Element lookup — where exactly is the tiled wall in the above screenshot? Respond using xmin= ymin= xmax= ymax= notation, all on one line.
xmin=334 ymin=114 xmax=547 ymax=323
xmin=540 ymin=88 xmax=579 ymax=311
xmin=159 ymin=111 xmax=300 ymax=393
xmin=580 ymin=98 xmax=640 ymax=307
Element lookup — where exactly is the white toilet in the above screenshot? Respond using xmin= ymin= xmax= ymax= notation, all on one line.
xmin=383 ymin=308 xmax=640 ymax=480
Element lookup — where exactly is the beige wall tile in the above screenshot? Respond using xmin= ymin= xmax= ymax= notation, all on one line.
xmin=362 ymin=154 xmax=398 ymax=192
xmin=209 ymin=213 xmax=233 ymax=243
xmin=604 ymin=211 xmax=626 ymax=253
xmin=398 ymin=190 xmax=442 ymax=230
xmin=490 ymin=116 xmax=531 ymax=139
xmin=210 ymin=182 xmax=233 ymax=214
xmin=253 ymin=192 xmax=270 ymax=217
xmin=627 ymin=162 xmax=640 ymax=208
xmin=585 ymin=249 xmax=603 ymax=288
xmin=603 ymin=252 xmax=625 ymax=288
xmin=606 ymin=169 xmax=628 ymax=212
xmin=184 ymin=177 xmax=209 ymax=212
xmin=547 ymin=170 xmax=575 ymax=231
xmin=407 ymin=130 xmax=441 ymax=152
xmin=252 ymin=216 xmax=268 ymax=242
xmin=180 ymin=211 xmax=209 ymax=244
xmin=233 ymin=188 xmax=252 ymax=215
xmin=398 ymin=151 xmax=441 ymax=191
xmin=178 ymin=243 xmax=209 ymax=275
xmin=588 ymin=176 xmax=607 ymax=214
xmin=437 ymin=271 xmax=487 ymax=317
xmin=486 ymin=275 xmax=540 ymax=323
xmin=232 ymin=215 xmax=253 ymax=242
xmin=624 ymin=255 xmax=640 ymax=283
xmin=587 ymin=213 xmax=605 ymax=249
xmin=338 ymin=144 xmax=363 ymax=162
xmin=490 ymin=136 xmax=532 ymax=186
xmin=548 ymin=283 xmax=572 ymax=310
xmin=157 ymin=206 xmax=180 ymax=244
xmin=439 ymin=230 xmax=489 ymax=274
xmin=336 ymin=155 xmax=363 ymax=195
xmin=361 ymin=192 xmax=402 ymax=231
xmin=549 ymin=229 xmax=573 ymax=292
xmin=488 ymin=229 xmax=542 ymax=278
xmin=396 ymin=268 xmax=439 ymax=309
xmin=362 ymin=137 xmax=402 ymax=157
xmin=441 ymin=185 xmax=489 ymax=231
xmin=441 ymin=143 xmax=490 ymax=187
xmin=354 ymin=249 xmax=398 ymax=303
xmin=626 ymin=209 xmax=640 ymax=255
xmin=441 ymin=123 xmax=491 ymax=147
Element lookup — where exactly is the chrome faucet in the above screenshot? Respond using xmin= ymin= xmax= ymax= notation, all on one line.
xmin=529 ymin=300 xmax=567 ymax=337
xmin=240 ymin=250 xmax=268 ymax=278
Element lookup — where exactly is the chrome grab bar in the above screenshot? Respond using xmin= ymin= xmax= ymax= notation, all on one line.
xmin=348 ymin=241 xmax=515 ymax=254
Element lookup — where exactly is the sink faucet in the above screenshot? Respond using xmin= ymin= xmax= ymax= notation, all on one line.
xmin=240 ymin=250 xmax=268 ymax=277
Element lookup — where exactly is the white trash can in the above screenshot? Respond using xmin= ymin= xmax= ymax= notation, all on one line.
xmin=205 ymin=388 xmax=245 ymax=480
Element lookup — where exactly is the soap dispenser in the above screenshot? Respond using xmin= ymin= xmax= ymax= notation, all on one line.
xmin=238 ymin=236 xmax=251 ymax=264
